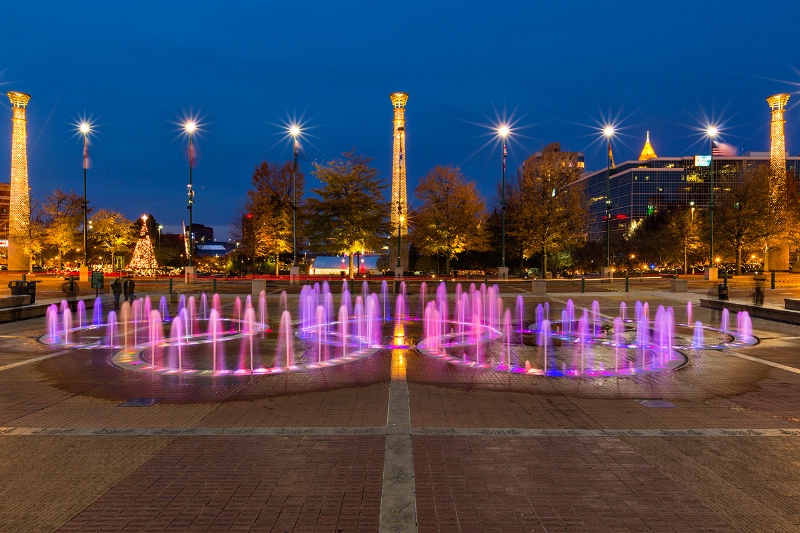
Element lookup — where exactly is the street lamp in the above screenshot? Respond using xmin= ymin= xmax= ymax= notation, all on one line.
xmin=289 ymin=124 xmax=301 ymax=267
xmin=184 ymin=120 xmax=197 ymax=269
xmin=706 ymin=126 xmax=718 ymax=266
xmin=78 ymin=121 xmax=92 ymax=267
xmin=497 ymin=125 xmax=510 ymax=269
xmin=603 ymin=125 xmax=615 ymax=273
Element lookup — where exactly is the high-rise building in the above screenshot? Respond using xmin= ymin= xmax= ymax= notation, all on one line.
xmin=7 ymin=92 xmax=31 ymax=271
xmin=390 ymin=92 xmax=409 ymax=271
xmin=0 ymin=183 xmax=10 ymax=264
xmin=522 ymin=142 xmax=585 ymax=171
xmin=578 ymin=151 xmax=800 ymax=245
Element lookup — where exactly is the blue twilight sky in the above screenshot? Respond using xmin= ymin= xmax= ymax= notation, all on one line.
xmin=2 ymin=1 xmax=800 ymax=240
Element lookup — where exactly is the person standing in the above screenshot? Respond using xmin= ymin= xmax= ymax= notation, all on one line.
xmin=122 ymin=278 xmax=129 ymax=302
xmin=127 ymin=277 xmax=136 ymax=301
xmin=111 ymin=277 xmax=122 ymax=310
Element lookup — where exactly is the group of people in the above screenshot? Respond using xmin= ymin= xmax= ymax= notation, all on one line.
xmin=111 ymin=276 xmax=136 ymax=310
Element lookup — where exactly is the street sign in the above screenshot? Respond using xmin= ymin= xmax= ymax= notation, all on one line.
xmin=91 ymin=271 xmax=104 ymax=289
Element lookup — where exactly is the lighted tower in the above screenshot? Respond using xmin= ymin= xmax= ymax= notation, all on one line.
xmin=765 ymin=93 xmax=791 ymax=272
xmin=7 ymin=92 xmax=31 ymax=272
xmin=390 ymin=92 xmax=409 ymax=272
xmin=767 ymin=94 xmax=790 ymax=185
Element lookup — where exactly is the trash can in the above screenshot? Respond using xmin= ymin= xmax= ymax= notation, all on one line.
xmin=8 ymin=280 xmax=26 ymax=296
xmin=717 ymin=283 xmax=729 ymax=300
xmin=7 ymin=280 xmax=36 ymax=304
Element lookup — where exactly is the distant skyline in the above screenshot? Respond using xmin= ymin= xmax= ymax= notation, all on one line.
xmin=2 ymin=1 xmax=800 ymax=240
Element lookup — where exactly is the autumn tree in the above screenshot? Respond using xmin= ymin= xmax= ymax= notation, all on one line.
xmin=784 ymin=173 xmax=800 ymax=265
xmin=507 ymin=152 xmax=586 ymax=276
xmin=627 ymin=207 xmax=702 ymax=273
xmin=16 ymin=198 xmax=46 ymax=270
xmin=90 ymin=209 xmax=136 ymax=268
xmin=244 ymin=161 xmax=303 ymax=274
xmin=715 ymin=164 xmax=778 ymax=274
xmin=41 ymin=189 xmax=83 ymax=268
xmin=306 ymin=150 xmax=388 ymax=278
xmin=412 ymin=165 xmax=487 ymax=275
xmin=667 ymin=207 xmax=704 ymax=274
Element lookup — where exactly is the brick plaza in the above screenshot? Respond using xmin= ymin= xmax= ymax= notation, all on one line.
xmin=1 ymin=275 xmax=800 ymax=532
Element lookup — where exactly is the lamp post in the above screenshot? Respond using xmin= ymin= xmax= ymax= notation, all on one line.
xmin=79 ymin=122 xmax=92 ymax=267
xmin=184 ymin=121 xmax=197 ymax=269
xmin=603 ymin=125 xmax=615 ymax=273
xmin=290 ymin=125 xmax=301 ymax=267
xmin=497 ymin=125 xmax=510 ymax=270
xmin=706 ymin=126 xmax=717 ymax=266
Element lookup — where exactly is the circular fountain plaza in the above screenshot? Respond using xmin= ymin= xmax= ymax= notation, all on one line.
xmin=38 ymin=280 xmax=757 ymax=378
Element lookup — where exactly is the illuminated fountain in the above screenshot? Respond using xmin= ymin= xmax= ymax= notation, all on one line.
xmin=40 ymin=282 xmax=384 ymax=376
xmin=39 ymin=280 xmax=756 ymax=379
xmin=415 ymin=284 xmax=757 ymax=377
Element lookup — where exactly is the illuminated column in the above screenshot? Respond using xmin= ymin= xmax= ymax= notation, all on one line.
xmin=7 ymin=92 xmax=31 ymax=272
xmin=390 ymin=92 xmax=408 ymax=273
xmin=767 ymin=94 xmax=790 ymax=196
xmin=766 ymin=93 xmax=791 ymax=272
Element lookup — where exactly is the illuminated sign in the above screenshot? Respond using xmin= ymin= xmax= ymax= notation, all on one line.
xmin=0 ymin=240 xmax=8 ymax=247
xmin=695 ymin=155 xmax=711 ymax=167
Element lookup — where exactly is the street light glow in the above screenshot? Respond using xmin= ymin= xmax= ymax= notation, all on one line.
xmin=289 ymin=124 xmax=301 ymax=138
xmin=497 ymin=124 xmax=510 ymax=139
xmin=184 ymin=121 xmax=197 ymax=134
xmin=706 ymin=125 xmax=718 ymax=138
xmin=79 ymin=122 xmax=92 ymax=136
xmin=603 ymin=125 xmax=615 ymax=138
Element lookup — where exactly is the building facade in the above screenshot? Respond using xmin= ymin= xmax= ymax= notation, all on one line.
xmin=578 ymin=155 xmax=800 ymax=244
xmin=522 ymin=142 xmax=585 ymax=171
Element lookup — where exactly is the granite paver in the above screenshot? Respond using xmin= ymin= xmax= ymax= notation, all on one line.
xmin=0 ymin=285 xmax=799 ymax=531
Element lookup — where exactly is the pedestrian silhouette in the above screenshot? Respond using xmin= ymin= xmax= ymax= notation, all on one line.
xmin=111 ymin=278 xmax=122 ymax=310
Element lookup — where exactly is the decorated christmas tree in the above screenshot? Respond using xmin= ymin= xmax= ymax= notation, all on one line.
xmin=128 ymin=215 xmax=159 ymax=275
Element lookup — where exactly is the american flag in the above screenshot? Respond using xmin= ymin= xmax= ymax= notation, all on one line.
xmin=712 ymin=141 xmax=736 ymax=157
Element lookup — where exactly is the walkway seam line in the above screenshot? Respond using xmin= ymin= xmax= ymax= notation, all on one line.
xmin=0 ymin=349 xmax=72 ymax=372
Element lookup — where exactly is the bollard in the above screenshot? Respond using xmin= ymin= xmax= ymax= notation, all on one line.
xmin=581 ymin=276 xmax=585 ymax=293
xmin=625 ymin=273 xmax=629 ymax=292
xmin=169 ymin=277 xmax=173 ymax=294
xmin=213 ymin=278 xmax=217 ymax=293
xmin=771 ymin=271 xmax=776 ymax=290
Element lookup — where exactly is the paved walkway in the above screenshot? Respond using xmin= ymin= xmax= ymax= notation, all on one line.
xmin=1 ymin=287 xmax=800 ymax=531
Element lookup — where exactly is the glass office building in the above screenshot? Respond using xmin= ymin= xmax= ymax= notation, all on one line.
xmin=576 ymin=155 xmax=800 ymax=243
